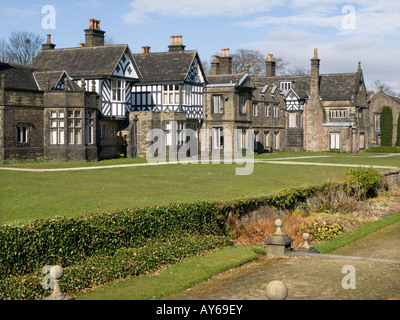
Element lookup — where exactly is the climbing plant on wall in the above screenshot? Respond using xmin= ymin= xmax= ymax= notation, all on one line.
xmin=380 ymin=106 xmax=393 ymax=146
xmin=396 ymin=112 xmax=400 ymax=146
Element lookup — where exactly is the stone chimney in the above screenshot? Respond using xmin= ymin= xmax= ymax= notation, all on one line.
xmin=168 ymin=35 xmax=185 ymax=52
xmin=304 ymin=48 xmax=323 ymax=152
xmin=142 ymin=46 xmax=151 ymax=54
xmin=310 ymin=48 xmax=320 ymax=99
xmin=84 ymin=18 xmax=105 ymax=47
xmin=42 ymin=34 xmax=56 ymax=50
xmin=266 ymin=53 xmax=276 ymax=77
xmin=219 ymin=48 xmax=232 ymax=74
xmin=210 ymin=55 xmax=220 ymax=76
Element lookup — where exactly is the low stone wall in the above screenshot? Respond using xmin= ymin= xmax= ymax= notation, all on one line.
xmin=382 ymin=170 xmax=400 ymax=188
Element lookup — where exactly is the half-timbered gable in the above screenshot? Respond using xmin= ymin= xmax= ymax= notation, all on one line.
xmin=31 ymin=45 xmax=140 ymax=119
xmin=131 ymin=49 xmax=207 ymax=121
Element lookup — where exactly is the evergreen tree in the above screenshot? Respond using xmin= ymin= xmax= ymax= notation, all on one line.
xmin=380 ymin=106 xmax=393 ymax=146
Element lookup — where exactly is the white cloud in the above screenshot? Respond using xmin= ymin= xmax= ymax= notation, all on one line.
xmin=1 ymin=7 xmax=39 ymax=17
xmin=122 ymin=0 xmax=282 ymax=24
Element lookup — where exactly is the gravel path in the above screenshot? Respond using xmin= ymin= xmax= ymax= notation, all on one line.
xmin=171 ymin=220 xmax=400 ymax=300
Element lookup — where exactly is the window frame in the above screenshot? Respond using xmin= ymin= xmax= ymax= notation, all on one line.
xmin=374 ymin=114 xmax=381 ymax=132
xmin=111 ymin=79 xmax=125 ymax=102
xmin=239 ymin=95 xmax=247 ymax=115
xmin=212 ymin=95 xmax=224 ymax=114
xmin=67 ymin=110 xmax=83 ymax=145
xmin=163 ymin=84 xmax=180 ymax=105
xmin=50 ymin=110 xmax=65 ymax=145
xmin=252 ymin=103 xmax=259 ymax=117
xmin=16 ymin=124 xmax=29 ymax=145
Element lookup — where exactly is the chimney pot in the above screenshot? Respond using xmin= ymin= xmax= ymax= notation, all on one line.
xmin=314 ymin=48 xmax=318 ymax=59
xmin=47 ymin=34 xmax=51 ymax=44
xmin=168 ymin=35 xmax=185 ymax=52
xmin=142 ymin=46 xmax=151 ymax=53
xmin=268 ymin=53 xmax=273 ymax=61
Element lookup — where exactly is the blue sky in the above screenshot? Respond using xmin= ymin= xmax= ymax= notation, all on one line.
xmin=1 ymin=0 xmax=399 ymax=93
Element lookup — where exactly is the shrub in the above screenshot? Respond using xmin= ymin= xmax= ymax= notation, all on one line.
xmin=344 ymin=167 xmax=383 ymax=199
xmin=380 ymin=106 xmax=393 ymax=146
xmin=307 ymin=220 xmax=344 ymax=241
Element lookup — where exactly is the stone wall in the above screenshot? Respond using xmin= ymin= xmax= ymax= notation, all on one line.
xmin=369 ymin=92 xmax=400 ymax=147
xmin=0 ymin=89 xmax=45 ymax=161
xmin=382 ymin=170 xmax=400 ymax=188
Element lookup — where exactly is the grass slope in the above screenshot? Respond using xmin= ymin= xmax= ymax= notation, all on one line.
xmin=76 ymin=246 xmax=260 ymax=300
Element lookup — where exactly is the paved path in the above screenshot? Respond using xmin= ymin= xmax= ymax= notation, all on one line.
xmin=0 ymin=154 xmax=398 ymax=172
xmin=172 ymin=220 xmax=400 ymax=300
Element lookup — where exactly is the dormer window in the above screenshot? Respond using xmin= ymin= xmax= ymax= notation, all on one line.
xmin=280 ymin=81 xmax=292 ymax=91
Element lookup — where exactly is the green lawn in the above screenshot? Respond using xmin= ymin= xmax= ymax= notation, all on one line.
xmin=1 ymin=161 xmax=347 ymax=226
xmin=1 ymin=152 xmax=397 ymax=226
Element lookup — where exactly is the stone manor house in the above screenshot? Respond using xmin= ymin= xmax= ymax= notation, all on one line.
xmin=0 ymin=19 xmax=396 ymax=162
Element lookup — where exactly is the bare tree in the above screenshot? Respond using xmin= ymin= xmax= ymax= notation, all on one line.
xmin=228 ymin=49 xmax=289 ymax=77
xmin=274 ymin=57 xmax=290 ymax=76
xmin=231 ymin=49 xmax=266 ymax=76
xmin=371 ymin=80 xmax=398 ymax=96
xmin=0 ymin=38 xmax=8 ymax=63
xmin=2 ymin=31 xmax=43 ymax=66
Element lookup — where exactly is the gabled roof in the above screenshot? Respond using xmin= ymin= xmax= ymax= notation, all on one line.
xmin=31 ymin=45 xmax=137 ymax=79
xmin=33 ymin=70 xmax=80 ymax=91
xmin=254 ymin=72 xmax=360 ymax=102
xmin=132 ymin=50 xmax=206 ymax=84
xmin=0 ymin=63 xmax=39 ymax=91
xmin=369 ymin=91 xmax=400 ymax=105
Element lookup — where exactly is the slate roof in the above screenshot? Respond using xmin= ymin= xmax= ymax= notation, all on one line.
xmin=253 ymin=72 xmax=360 ymax=102
xmin=132 ymin=50 xmax=203 ymax=84
xmin=388 ymin=94 xmax=400 ymax=105
xmin=207 ymin=73 xmax=255 ymax=88
xmin=0 ymin=63 xmax=39 ymax=91
xmin=31 ymin=45 xmax=131 ymax=79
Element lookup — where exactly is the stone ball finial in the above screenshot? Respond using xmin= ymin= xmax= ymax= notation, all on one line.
xmin=275 ymin=219 xmax=283 ymax=235
xmin=266 ymin=280 xmax=288 ymax=300
xmin=50 ymin=265 xmax=64 ymax=280
xmin=301 ymin=233 xmax=310 ymax=249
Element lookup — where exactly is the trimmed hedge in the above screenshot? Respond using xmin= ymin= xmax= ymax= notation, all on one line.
xmin=367 ymin=146 xmax=400 ymax=153
xmin=0 ymin=201 xmax=224 ymax=279
xmin=0 ymin=235 xmax=232 ymax=300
